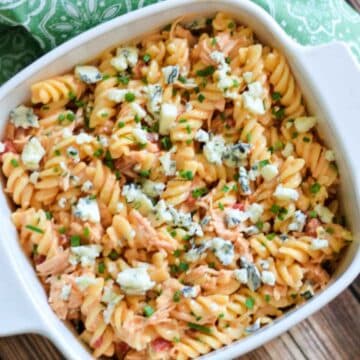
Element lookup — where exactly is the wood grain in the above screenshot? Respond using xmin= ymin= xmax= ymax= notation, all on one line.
xmin=1 ymin=277 xmax=359 ymax=360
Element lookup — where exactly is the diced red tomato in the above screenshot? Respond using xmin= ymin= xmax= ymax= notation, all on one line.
xmin=115 ymin=341 xmax=130 ymax=360
xmin=93 ymin=336 xmax=103 ymax=349
xmin=132 ymin=60 xmax=146 ymax=80
xmin=59 ymin=235 xmax=69 ymax=247
xmin=232 ymin=203 xmax=245 ymax=211
xmin=151 ymin=337 xmax=173 ymax=352
xmin=226 ymin=118 xmax=235 ymax=128
xmin=33 ymin=254 xmax=46 ymax=265
xmin=305 ymin=218 xmax=321 ymax=237
xmin=0 ymin=140 xmax=17 ymax=162
xmin=185 ymin=194 xmax=197 ymax=207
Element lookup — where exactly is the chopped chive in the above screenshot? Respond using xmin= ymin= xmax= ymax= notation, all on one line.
xmin=187 ymin=322 xmax=212 ymax=334
xmin=125 ymin=92 xmax=135 ymax=102
xmin=266 ymin=233 xmax=276 ymax=240
xmin=160 ymin=136 xmax=172 ymax=150
xmin=178 ymin=262 xmax=189 ymax=272
xmin=143 ymin=54 xmax=151 ymax=63
xmin=179 ymin=170 xmax=193 ymax=180
xmin=118 ymin=121 xmax=125 ymax=128
xmin=93 ymin=148 xmax=104 ymax=158
xmin=104 ymin=150 xmax=114 ymax=170
xmin=173 ymin=290 xmax=181 ymax=303
xmin=68 ymin=91 xmax=76 ymax=100
xmin=66 ymin=112 xmax=75 ymax=121
xmin=118 ymin=74 xmax=129 ymax=85
xmin=259 ymin=159 xmax=270 ymax=168
xmin=58 ymin=226 xmax=66 ymax=234
xmin=326 ymin=227 xmax=334 ymax=234
xmin=291 ymin=131 xmax=299 ymax=139
xmin=70 ymin=235 xmax=81 ymax=247
xmin=58 ymin=113 xmax=65 ymax=122
xmin=270 ymin=204 xmax=281 ymax=214
xmin=303 ymin=136 xmax=311 ymax=143
xmin=143 ymin=304 xmax=154 ymax=317
xmin=54 ymin=149 xmax=61 ymax=156
xmin=309 ymin=210 xmax=317 ymax=218
xmin=108 ymin=249 xmax=119 ymax=261
xmin=310 ymin=182 xmax=321 ymax=194
xmin=182 ymin=234 xmax=192 ymax=241
xmin=196 ymin=66 xmax=215 ymax=77
xmin=255 ymin=221 xmax=264 ymax=230
xmin=191 ymin=187 xmax=208 ymax=199
xmin=264 ymin=294 xmax=271 ymax=303
xmin=179 ymin=118 xmax=187 ymax=123
xmin=245 ymin=297 xmax=255 ymax=309
xmin=274 ymin=140 xmax=284 ymax=151
xmin=197 ymin=94 xmax=205 ymax=103
xmin=246 ymin=133 xmax=252 ymax=142
xmin=10 ymin=158 xmax=19 ymax=167
xmin=98 ymin=262 xmax=105 ymax=274
xmin=83 ymin=227 xmax=90 ymax=238
xmin=139 ymin=169 xmax=150 ymax=178
xmin=173 ymin=249 xmax=181 ymax=257
xmin=271 ymin=92 xmax=282 ymax=101
xmin=222 ymin=185 xmax=230 ymax=192
xmin=45 ymin=211 xmax=53 ymax=220
xmin=178 ymin=75 xmax=186 ymax=83
xmin=26 ymin=225 xmax=44 ymax=234
xmin=218 ymin=202 xmax=224 ymax=211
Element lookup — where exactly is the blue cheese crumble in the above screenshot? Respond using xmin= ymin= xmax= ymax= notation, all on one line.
xmin=288 ymin=210 xmax=306 ymax=232
xmin=225 ymin=208 xmax=249 ymax=228
xmin=273 ymin=184 xmax=299 ymax=201
xmin=159 ymin=103 xmax=178 ymax=135
xmin=10 ymin=105 xmax=39 ymax=129
xmin=210 ymin=237 xmax=234 ymax=265
xmin=69 ymin=244 xmax=102 ymax=267
xmin=122 ymin=183 xmax=154 ymax=215
xmin=238 ymin=166 xmax=251 ymax=195
xmin=142 ymin=180 xmax=165 ymax=198
xmin=242 ymin=81 xmax=265 ymax=115
xmin=73 ymin=196 xmax=101 ymax=223
xmin=75 ymin=276 xmax=98 ymax=292
xmin=310 ymin=238 xmax=329 ymax=250
xmin=111 ymin=46 xmax=138 ymax=71
xmin=203 ymin=135 xmax=226 ymax=164
xmin=223 ymin=142 xmax=251 ymax=168
xmin=75 ymin=65 xmax=102 ymax=84
xmin=159 ymin=150 xmax=177 ymax=176
xmin=116 ymin=266 xmax=155 ymax=295
xmin=21 ymin=137 xmax=46 ymax=170
xmin=162 ymin=65 xmax=180 ymax=84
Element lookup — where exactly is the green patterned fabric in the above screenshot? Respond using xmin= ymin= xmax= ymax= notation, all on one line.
xmin=0 ymin=0 xmax=359 ymax=85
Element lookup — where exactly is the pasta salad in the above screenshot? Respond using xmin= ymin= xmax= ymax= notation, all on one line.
xmin=0 ymin=12 xmax=352 ymax=360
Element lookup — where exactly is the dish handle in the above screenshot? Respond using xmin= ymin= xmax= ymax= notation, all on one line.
xmin=0 ymin=246 xmax=46 ymax=336
xmin=295 ymin=41 xmax=360 ymax=171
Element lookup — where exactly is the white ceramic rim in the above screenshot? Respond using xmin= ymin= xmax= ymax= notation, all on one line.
xmin=0 ymin=1 xmax=359 ymax=359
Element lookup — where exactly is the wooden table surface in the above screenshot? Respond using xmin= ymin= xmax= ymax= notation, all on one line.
xmin=0 ymin=277 xmax=359 ymax=360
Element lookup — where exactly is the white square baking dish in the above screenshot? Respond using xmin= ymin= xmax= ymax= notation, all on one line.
xmin=0 ymin=1 xmax=359 ymax=359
